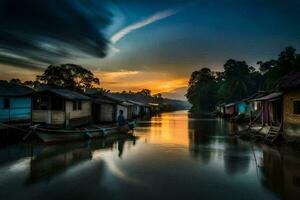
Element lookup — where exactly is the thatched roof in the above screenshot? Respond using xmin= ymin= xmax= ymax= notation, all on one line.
xmin=279 ymin=71 xmax=300 ymax=90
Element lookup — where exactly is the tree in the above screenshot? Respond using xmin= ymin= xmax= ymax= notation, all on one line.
xmin=37 ymin=64 xmax=100 ymax=91
xmin=186 ymin=68 xmax=217 ymax=113
xmin=9 ymin=78 xmax=22 ymax=85
xmin=219 ymin=59 xmax=262 ymax=102
xmin=23 ymin=80 xmax=40 ymax=88
xmin=153 ymin=93 xmax=162 ymax=99
xmin=259 ymin=46 xmax=300 ymax=89
xmin=138 ymin=89 xmax=151 ymax=96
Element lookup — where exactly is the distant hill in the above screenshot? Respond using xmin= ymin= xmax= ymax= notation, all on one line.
xmin=160 ymin=87 xmax=187 ymax=101
xmin=107 ymin=92 xmax=191 ymax=111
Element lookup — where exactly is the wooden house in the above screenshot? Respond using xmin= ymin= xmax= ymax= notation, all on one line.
xmin=253 ymin=92 xmax=283 ymax=126
xmin=216 ymin=103 xmax=226 ymax=116
xmin=244 ymin=91 xmax=271 ymax=121
xmin=127 ymin=100 xmax=145 ymax=117
xmin=105 ymin=93 xmax=137 ymax=120
xmin=279 ymin=72 xmax=300 ymax=140
xmin=224 ymin=102 xmax=236 ymax=117
xmin=86 ymin=91 xmax=133 ymax=122
xmin=235 ymin=101 xmax=247 ymax=115
xmin=0 ymin=82 xmax=34 ymax=123
xmin=92 ymin=98 xmax=117 ymax=123
xmin=32 ymin=88 xmax=91 ymax=128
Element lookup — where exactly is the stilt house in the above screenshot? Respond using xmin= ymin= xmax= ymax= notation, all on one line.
xmin=279 ymin=71 xmax=300 ymax=141
xmin=0 ymin=82 xmax=34 ymax=123
xmin=32 ymin=88 xmax=91 ymax=128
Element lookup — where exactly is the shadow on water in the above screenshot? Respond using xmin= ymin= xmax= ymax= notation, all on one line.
xmin=188 ymin=117 xmax=251 ymax=174
xmin=259 ymin=145 xmax=300 ymax=200
xmin=0 ymin=111 xmax=300 ymax=200
xmin=28 ymin=135 xmax=136 ymax=183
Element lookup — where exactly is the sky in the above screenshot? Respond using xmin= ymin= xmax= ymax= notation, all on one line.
xmin=0 ymin=0 xmax=300 ymax=100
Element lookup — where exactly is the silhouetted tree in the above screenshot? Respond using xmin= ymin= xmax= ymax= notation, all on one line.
xmin=138 ymin=89 xmax=151 ymax=96
xmin=37 ymin=64 xmax=99 ymax=91
xmin=218 ymin=59 xmax=261 ymax=102
xmin=259 ymin=46 xmax=300 ymax=89
xmin=186 ymin=68 xmax=217 ymax=113
xmin=9 ymin=78 xmax=22 ymax=85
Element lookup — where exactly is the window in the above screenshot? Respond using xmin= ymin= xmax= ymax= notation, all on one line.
xmin=33 ymin=96 xmax=49 ymax=110
xmin=293 ymin=101 xmax=300 ymax=114
xmin=78 ymin=101 xmax=82 ymax=110
xmin=72 ymin=101 xmax=82 ymax=111
xmin=4 ymin=98 xmax=10 ymax=109
xmin=51 ymin=97 xmax=64 ymax=110
xmin=73 ymin=101 xmax=77 ymax=111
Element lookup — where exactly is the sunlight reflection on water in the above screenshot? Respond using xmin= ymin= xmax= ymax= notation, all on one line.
xmin=0 ymin=111 xmax=299 ymax=200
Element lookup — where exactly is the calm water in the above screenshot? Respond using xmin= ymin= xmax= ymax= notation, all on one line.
xmin=0 ymin=111 xmax=300 ymax=200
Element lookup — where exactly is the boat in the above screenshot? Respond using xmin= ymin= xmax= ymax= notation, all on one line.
xmin=32 ymin=121 xmax=136 ymax=143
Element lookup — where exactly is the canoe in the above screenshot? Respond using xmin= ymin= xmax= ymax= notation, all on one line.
xmin=33 ymin=121 xmax=136 ymax=143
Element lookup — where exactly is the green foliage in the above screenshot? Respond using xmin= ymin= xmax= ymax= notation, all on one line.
xmin=219 ymin=59 xmax=263 ymax=102
xmin=258 ymin=46 xmax=300 ymax=89
xmin=37 ymin=64 xmax=100 ymax=91
xmin=186 ymin=46 xmax=300 ymax=115
xmin=186 ymin=68 xmax=217 ymax=113
xmin=9 ymin=78 xmax=22 ymax=85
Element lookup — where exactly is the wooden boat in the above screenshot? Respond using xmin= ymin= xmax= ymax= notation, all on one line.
xmin=33 ymin=121 xmax=136 ymax=143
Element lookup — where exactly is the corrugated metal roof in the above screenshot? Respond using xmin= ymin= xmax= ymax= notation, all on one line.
xmin=127 ymin=100 xmax=145 ymax=106
xmin=92 ymin=98 xmax=116 ymax=104
xmin=224 ymin=102 xmax=236 ymax=107
xmin=0 ymin=82 xmax=34 ymax=97
xmin=253 ymin=92 xmax=283 ymax=101
xmin=38 ymin=88 xmax=90 ymax=100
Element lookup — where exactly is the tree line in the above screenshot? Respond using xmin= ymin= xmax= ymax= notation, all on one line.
xmin=1 ymin=63 xmax=162 ymax=99
xmin=186 ymin=46 xmax=300 ymax=114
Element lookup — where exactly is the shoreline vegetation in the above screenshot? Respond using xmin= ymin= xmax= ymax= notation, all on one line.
xmin=0 ymin=64 xmax=191 ymax=112
xmin=186 ymin=46 xmax=300 ymax=144
xmin=186 ymin=46 xmax=299 ymax=115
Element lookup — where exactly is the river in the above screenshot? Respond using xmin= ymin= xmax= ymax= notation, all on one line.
xmin=0 ymin=110 xmax=299 ymax=200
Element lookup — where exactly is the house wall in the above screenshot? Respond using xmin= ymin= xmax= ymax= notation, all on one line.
xmin=32 ymin=100 xmax=91 ymax=127
xmin=237 ymin=102 xmax=246 ymax=114
xmin=116 ymin=104 xmax=128 ymax=121
xmin=65 ymin=101 xmax=91 ymax=127
xmin=283 ymin=90 xmax=300 ymax=140
xmin=32 ymin=110 xmax=65 ymax=125
xmin=132 ymin=105 xmax=140 ymax=116
xmin=0 ymin=97 xmax=31 ymax=122
xmin=225 ymin=106 xmax=235 ymax=115
xmin=127 ymin=106 xmax=133 ymax=120
xmin=100 ymin=104 xmax=114 ymax=122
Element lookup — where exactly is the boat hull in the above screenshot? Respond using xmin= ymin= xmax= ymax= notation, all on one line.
xmin=35 ymin=124 xmax=132 ymax=143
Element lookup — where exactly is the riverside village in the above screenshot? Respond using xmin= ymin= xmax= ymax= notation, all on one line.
xmin=1 ymin=1 xmax=300 ymax=200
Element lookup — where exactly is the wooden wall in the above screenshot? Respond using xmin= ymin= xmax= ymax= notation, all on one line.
xmin=116 ymin=104 xmax=128 ymax=121
xmin=65 ymin=101 xmax=91 ymax=127
xmin=283 ymin=90 xmax=300 ymax=139
xmin=32 ymin=100 xmax=91 ymax=127
xmin=32 ymin=110 xmax=65 ymax=125
xmin=100 ymin=104 xmax=114 ymax=122
xmin=0 ymin=97 xmax=31 ymax=122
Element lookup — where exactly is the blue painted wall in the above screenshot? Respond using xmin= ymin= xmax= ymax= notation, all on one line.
xmin=237 ymin=102 xmax=247 ymax=114
xmin=0 ymin=97 xmax=31 ymax=122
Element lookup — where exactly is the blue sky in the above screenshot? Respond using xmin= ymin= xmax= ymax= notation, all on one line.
xmin=0 ymin=0 xmax=299 ymax=99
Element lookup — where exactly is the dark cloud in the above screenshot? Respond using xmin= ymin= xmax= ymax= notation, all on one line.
xmin=0 ymin=0 xmax=112 ymax=69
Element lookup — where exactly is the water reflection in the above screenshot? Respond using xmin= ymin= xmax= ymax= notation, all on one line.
xmin=260 ymin=145 xmax=300 ymax=200
xmin=0 ymin=111 xmax=299 ymax=200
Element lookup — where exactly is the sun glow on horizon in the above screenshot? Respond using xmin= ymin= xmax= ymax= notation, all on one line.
xmin=95 ymin=70 xmax=188 ymax=94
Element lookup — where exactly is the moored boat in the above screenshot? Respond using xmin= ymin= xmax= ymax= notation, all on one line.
xmin=33 ymin=121 xmax=136 ymax=143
